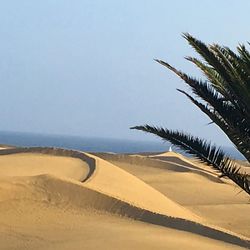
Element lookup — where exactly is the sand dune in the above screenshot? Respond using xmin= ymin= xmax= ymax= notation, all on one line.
xmin=0 ymin=147 xmax=249 ymax=249
xmin=97 ymin=152 xmax=250 ymax=237
xmin=0 ymin=153 xmax=89 ymax=181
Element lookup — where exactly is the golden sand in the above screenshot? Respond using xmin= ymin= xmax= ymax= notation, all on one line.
xmin=0 ymin=149 xmax=249 ymax=249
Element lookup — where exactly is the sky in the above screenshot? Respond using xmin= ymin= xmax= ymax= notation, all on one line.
xmin=0 ymin=0 xmax=250 ymax=146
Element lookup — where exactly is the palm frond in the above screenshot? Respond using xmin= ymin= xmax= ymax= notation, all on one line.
xmin=155 ymin=34 xmax=250 ymax=162
xmin=155 ymin=59 xmax=250 ymax=161
xmin=131 ymin=125 xmax=250 ymax=196
xmin=132 ymin=34 xmax=250 ymax=197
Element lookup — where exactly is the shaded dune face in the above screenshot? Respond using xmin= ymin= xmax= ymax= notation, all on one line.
xmin=0 ymin=147 xmax=249 ymax=250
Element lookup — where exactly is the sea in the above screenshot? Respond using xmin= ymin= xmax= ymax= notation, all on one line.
xmin=0 ymin=131 xmax=245 ymax=160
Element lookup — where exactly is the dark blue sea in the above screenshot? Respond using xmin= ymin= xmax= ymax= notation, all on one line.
xmin=0 ymin=131 xmax=245 ymax=159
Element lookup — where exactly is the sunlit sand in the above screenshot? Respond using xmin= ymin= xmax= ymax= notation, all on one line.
xmin=0 ymin=148 xmax=249 ymax=249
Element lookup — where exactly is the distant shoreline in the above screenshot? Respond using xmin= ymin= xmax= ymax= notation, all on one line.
xmin=0 ymin=131 xmax=245 ymax=159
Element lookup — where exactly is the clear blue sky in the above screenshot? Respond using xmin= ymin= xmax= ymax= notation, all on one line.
xmin=0 ymin=0 xmax=249 ymax=146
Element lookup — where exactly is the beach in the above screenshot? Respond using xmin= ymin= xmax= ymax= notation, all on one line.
xmin=0 ymin=147 xmax=249 ymax=249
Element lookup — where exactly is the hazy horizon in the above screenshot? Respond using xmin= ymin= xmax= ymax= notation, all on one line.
xmin=0 ymin=130 xmax=244 ymax=159
xmin=1 ymin=1 xmax=250 ymax=147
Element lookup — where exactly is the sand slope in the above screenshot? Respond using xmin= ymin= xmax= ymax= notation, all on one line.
xmin=97 ymin=152 xmax=250 ymax=238
xmin=0 ymin=148 xmax=249 ymax=249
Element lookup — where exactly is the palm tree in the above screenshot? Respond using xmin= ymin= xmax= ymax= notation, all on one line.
xmin=131 ymin=33 xmax=250 ymax=196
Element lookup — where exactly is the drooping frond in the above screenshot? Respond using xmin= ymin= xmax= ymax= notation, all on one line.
xmin=131 ymin=125 xmax=250 ymax=196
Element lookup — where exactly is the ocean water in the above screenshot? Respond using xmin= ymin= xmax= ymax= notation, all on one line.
xmin=0 ymin=131 xmax=169 ymax=153
xmin=0 ymin=131 xmax=245 ymax=159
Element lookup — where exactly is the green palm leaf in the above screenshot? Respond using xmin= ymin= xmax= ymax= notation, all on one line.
xmin=131 ymin=125 xmax=250 ymax=196
xmin=155 ymin=33 xmax=250 ymax=162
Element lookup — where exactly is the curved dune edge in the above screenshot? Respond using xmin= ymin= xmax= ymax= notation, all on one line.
xmin=0 ymin=147 xmax=96 ymax=182
xmin=0 ymin=147 xmax=249 ymax=248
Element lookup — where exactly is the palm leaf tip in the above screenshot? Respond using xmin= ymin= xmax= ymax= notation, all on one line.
xmin=154 ymin=59 xmax=174 ymax=70
xmin=130 ymin=125 xmax=146 ymax=130
xmin=182 ymin=32 xmax=191 ymax=39
xmin=130 ymin=126 xmax=137 ymax=130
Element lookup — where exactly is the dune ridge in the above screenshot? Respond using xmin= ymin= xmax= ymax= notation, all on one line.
xmin=0 ymin=147 xmax=96 ymax=182
xmin=0 ymin=147 xmax=249 ymax=249
xmin=94 ymin=152 xmax=224 ymax=183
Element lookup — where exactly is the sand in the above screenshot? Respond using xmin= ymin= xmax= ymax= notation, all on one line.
xmin=0 ymin=153 xmax=88 ymax=180
xmin=0 ymin=148 xmax=249 ymax=249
